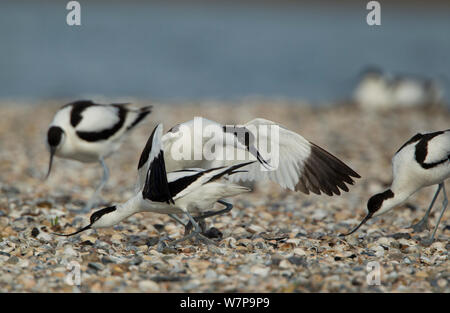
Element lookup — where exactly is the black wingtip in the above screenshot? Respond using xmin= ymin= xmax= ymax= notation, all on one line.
xmin=296 ymin=143 xmax=361 ymax=196
xmin=127 ymin=106 xmax=153 ymax=131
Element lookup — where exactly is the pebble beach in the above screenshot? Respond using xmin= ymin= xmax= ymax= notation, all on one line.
xmin=0 ymin=100 xmax=448 ymax=293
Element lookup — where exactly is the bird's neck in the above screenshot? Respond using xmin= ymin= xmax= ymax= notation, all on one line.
xmin=375 ymin=187 xmax=414 ymax=217
xmin=109 ymin=195 xmax=142 ymax=224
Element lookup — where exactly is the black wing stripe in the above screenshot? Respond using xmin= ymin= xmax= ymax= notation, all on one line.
xmin=142 ymin=151 xmax=174 ymax=204
xmin=126 ymin=105 xmax=152 ymax=131
xmin=166 ymin=172 xmax=206 ymax=198
xmin=396 ymin=133 xmax=423 ymax=154
xmin=415 ymin=130 xmax=445 ymax=169
xmin=76 ymin=106 xmax=127 ymax=142
xmin=68 ymin=100 xmax=97 ymax=127
xmin=204 ymin=161 xmax=254 ymax=184
xmin=138 ymin=124 xmax=157 ymax=170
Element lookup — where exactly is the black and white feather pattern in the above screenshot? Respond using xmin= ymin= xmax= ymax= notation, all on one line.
xmin=62 ymin=100 xmax=152 ymax=142
xmin=160 ymin=117 xmax=360 ymax=196
xmin=395 ymin=129 xmax=450 ymax=169
xmin=138 ymin=124 xmax=254 ymax=204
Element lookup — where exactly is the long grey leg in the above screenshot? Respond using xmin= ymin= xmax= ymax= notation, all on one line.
xmin=168 ymin=214 xmax=186 ymax=227
xmin=156 ymin=214 xmax=187 ymax=252
xmin=410 ymin=184 xmax=442 ymax=233
xmin=197 ymin=200 xmax=233 ymax=219
xmin=81 ymin=158 xmax=110 ymax=213
xmin=185 ymin=200 xmax=233 ymax=234
xmin=422 ymin=183 xmax=447 ymax=245
xmin=169 ymin=209 xmax=217 ymax=247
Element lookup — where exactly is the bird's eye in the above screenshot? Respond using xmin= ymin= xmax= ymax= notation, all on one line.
xmin=90 ymin=214 xmax=99 ymax=224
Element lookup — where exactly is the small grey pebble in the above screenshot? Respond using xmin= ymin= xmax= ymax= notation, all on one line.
xmin=295 ymin=232 xmax=307 ymax=238
xmin=146 ymin=237 xmax=160 ymax=247
xmin=101 ymin=256 xmax=115 ymax=264
xmin=128 ymin=257 xmax=143 ymax=266
xmin=309 ymin=232 xmax=325 ymax=239
xmin=2 ymin=186 xmax=20 ymax=195
xmin=7 ymin=256 xmax=19 ymax=264
xmin=391 ymin=233 xmax=411 ymax=240
xmin=151 ymin=276 xmax=189 ymax=283
xmin=88 ymin=262 xmax=104 ymax=271
xmin=204 ymin=227 xmax=222 ymax=239
xmin=361 ymin=251 xmax=376 ymax=257
xmin=0 ymin=251 xmax=11 ymax=257
xmin=288 ymin=256 xmax=307 ymax=266
xmin=271 ymin=256 xmax=282 ymax=266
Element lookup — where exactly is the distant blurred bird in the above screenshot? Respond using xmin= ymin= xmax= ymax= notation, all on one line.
xmin=46 ymin=100 xmax=152 ymax=212
xmin=342 ymin=130 xmax=450 ymax=245
xmin=54 ymin=123 xmax=254 ymax=247
xmin=353 ymin=66 xmax=444 ymax=110
xmin=353 ymin=66 xmax=392 ymax=110
xmin=390 ymin=75 xmax=443 ymax=108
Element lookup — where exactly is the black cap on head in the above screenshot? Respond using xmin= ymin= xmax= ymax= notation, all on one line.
xmin=52 ymin=206 xmax=117 ymax=237
xmin=90 ymin=206 xmax=117 ymax=224
xmin=45 ymin=126 xmax=64 ymax=180
xmin=340 ymin=189 xmax=394 ymax=237
xmin=47 ymin=126 xmax=64 ymax=147
xmin=367 ymin=189 xmax=394 ymax=214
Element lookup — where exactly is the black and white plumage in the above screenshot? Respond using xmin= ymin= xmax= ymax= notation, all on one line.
xmin=55 ymin=124 xmax=254 ymax=246
xmin=148 ymin=117 xmax=360 ymax=197
xmin=46 ymin=100 xmax=152 ymax=212
xmin=342 ymin=130 xmax=450 ymax=245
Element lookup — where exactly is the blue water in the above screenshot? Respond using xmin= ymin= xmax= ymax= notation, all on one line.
xmin=1 ymin=1 xmax=450 ymax=103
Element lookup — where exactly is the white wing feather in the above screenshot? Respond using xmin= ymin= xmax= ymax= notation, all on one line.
xmin=75 ymin=105 xmax=122 ymax=133
xmin=227 ymin=118 xmax=312 ymax=190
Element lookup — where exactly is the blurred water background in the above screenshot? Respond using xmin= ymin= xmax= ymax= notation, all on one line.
xmin=1 ymin=0 xmax=449 ymax=105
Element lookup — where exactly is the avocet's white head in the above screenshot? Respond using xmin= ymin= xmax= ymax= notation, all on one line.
xmin=46 ymin=126 xmax=66 ymax=179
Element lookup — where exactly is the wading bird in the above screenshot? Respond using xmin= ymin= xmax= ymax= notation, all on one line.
xmin=54 ymin=123 xmax=254 ymax=247
xmin=46 ymin=100 xmax=152 ymax=212
xmin=342 ymin=130 xmax=449 ymax=245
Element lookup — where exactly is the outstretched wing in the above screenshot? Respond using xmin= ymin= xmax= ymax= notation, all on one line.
xmin=227 ymin=118 xmax=360 ymax=196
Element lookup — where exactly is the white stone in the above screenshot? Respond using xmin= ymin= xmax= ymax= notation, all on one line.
xmin=138 ymin=280 xmax=160 ymax=292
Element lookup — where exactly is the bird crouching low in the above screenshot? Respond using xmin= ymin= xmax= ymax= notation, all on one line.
xmin=341 ymin=130 xmax=450 ymax=245
xmin=53 ymin=123 xmax=255 ymax=249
